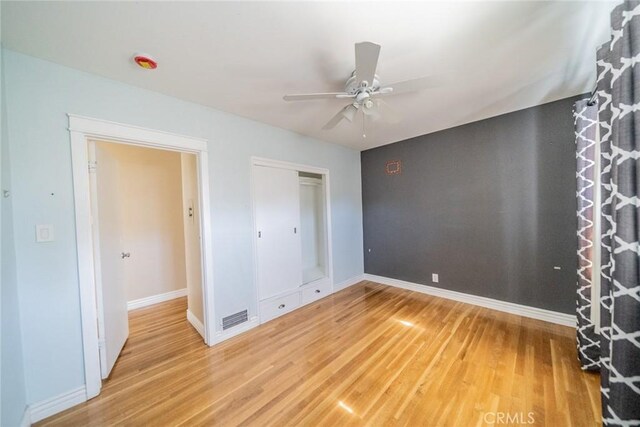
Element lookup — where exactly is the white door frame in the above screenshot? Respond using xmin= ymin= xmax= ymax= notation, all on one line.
xmin=69 ymin=114 xmax=216 ymax=399
xmin=250 ymin=157 xmax=334 ymax=322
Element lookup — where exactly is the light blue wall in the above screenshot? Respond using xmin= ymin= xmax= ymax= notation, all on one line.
xmin=2 ymin=49 xmax=363 ymax=405
xmin=1 ymin=48 xmax=28 ymax=427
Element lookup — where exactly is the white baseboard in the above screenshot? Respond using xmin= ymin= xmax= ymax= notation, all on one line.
xmin=28 ymin=386 xmax=87 ymax=423
xmin=186 ymin=309 xmax=205 ymax=339
xmin=363 ymin=274 xmax=576 ymax=327
xmin=333 ymin=274 xmax=365 ymax=292
xmin=213 ymin=316 xmax=259 ymax=344
xmin=127 ymin=288 xmax=187 ymax=311
xmin=19 ymin=407 xmax=31 ymax=427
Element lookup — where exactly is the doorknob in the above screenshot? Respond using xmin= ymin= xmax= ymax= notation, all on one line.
xmin=121 ymin=252 xmax=131 ymax=259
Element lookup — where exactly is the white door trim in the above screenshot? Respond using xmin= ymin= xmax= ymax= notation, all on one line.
xmin=69 ymin=114 xmax=216 ymax=399
xmin=249 ymin=157 xmax=334 ymax=323
xmin=251 ymin=156 xmax=329 ymax=175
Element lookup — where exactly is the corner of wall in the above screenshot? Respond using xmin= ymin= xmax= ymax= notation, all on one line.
xmin=1 ymin=43 xmax=29 ymax=427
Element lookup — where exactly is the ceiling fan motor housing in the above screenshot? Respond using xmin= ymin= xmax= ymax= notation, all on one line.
xmin=345 ymin=71 xmax=381 ymax=95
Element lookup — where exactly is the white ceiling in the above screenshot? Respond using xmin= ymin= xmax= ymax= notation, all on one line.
xmin=2 ymin=1 xmax=615 ymax=150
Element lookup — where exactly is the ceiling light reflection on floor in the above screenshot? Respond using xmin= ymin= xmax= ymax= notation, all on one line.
xmin=338 ymin=400 xmax=354 ymax=414
xmin=399 ymin=320 xmax=414 ymax=327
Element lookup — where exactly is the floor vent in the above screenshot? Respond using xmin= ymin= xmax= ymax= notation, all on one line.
xmin=222 ymin=310 xmax=248 ymax=330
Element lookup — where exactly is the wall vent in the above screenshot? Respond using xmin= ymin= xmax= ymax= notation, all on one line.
xmin=222 ymin=310 xmax=248 ymax=330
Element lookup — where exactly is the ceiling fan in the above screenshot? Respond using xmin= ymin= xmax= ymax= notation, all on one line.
xmin=283 ymin=41 xmax=441 ymax=137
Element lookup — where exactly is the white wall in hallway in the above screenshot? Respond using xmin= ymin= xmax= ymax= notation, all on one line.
xmin=95 ymin=142 xmax=187 ymax=302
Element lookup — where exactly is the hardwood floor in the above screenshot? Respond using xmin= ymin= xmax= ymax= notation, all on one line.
xmin=38 ymin=281 xmax=600 ymax=426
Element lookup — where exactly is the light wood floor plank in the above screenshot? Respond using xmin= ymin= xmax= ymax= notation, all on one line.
xmin=37 ymin=281 xmax=600 ymax=426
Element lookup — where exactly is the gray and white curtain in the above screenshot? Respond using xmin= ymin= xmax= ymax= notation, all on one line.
xmin=596 ymin=1 xmax=640 ymax=425
xmin=574 ymin=99 xmax=601 ymax=371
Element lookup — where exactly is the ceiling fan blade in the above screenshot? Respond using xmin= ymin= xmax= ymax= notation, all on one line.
xmin=355 ymin=42 xmax=381 ymax=87
xmin=322 ymin=104 xmax=358 ymax=129
xmin=283 ymin=92 xmax=350 ymax=101
xmin=375 ymin=99 xmax=402 ymax=123
xmin=342 ymin=104 xmax=358 ymax=122
xmin=378 ymin=75 xmax=443 ymax=95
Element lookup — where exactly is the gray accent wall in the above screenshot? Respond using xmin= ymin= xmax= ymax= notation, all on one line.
xmin=361 ymin=96 xmax=582 ymax=314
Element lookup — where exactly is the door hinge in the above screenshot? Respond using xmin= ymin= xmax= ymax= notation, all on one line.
xmin=88 ymin=160 xmax=97 ymax=173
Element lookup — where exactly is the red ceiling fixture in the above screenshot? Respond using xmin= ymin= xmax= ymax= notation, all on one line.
xmin=133 ymin=54 xmax=157 ymax=70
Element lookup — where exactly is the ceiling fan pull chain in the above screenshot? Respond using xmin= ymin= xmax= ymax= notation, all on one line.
xmin=362 ymin=112 xmax=367 ymax=138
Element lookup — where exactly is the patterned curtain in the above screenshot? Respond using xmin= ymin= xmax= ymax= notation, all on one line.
xmin=574 ymin=99 xmax=601 ymax=371
xmin=596 ymin=1 xmax=640 ymax=425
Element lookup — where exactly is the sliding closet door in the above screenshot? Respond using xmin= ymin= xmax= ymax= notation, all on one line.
xmin=254 ymin=166 xmax=302 ymax=299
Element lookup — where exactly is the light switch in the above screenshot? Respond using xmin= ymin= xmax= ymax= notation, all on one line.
xmin=36 ymin=224 xmax=54 ymax=243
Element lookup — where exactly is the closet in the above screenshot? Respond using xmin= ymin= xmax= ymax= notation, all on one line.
xmin=253 ymin=162 xmax=332 ymax=323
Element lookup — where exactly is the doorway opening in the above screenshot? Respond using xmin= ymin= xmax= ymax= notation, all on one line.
xmin=89 ymin=141 xmax=206 ymax=379
xmin=69 ymin=115 xmax=215 ymax=400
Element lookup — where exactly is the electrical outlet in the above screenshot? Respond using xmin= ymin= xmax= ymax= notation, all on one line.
xmin=432 ymin=273 xmax=439 ymax=283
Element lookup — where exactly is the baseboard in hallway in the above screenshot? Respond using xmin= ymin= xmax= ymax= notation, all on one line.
xmin=186 ymin=309 xmax=205 ymax=339
xmin=127 ymin=288 xmax=188 ymax=311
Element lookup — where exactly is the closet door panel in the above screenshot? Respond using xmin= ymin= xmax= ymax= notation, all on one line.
xmin=254 ymin=166 xmax=302 ymax=300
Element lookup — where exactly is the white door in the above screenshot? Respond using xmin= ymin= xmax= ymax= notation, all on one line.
xmin=253 ymin=166 xmax=302 ymax=300
xmin=91 ymin=142 xmax=129 ymax=378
